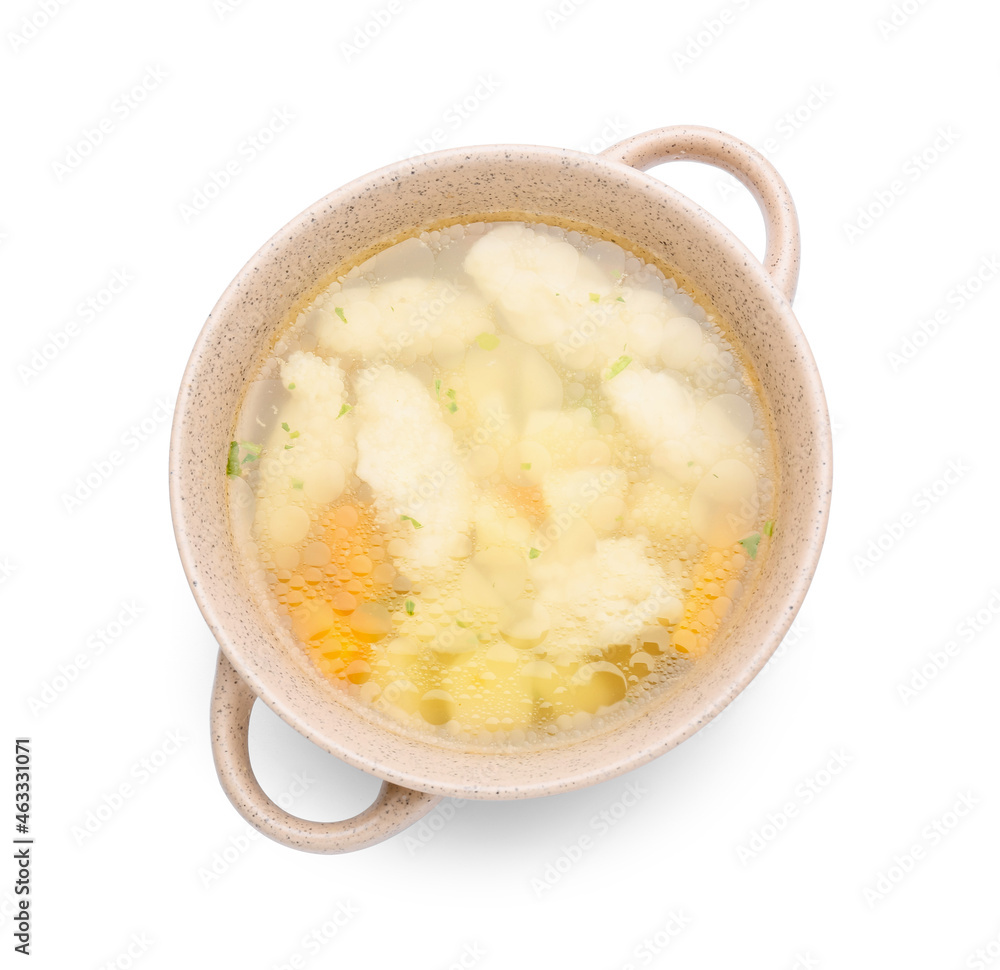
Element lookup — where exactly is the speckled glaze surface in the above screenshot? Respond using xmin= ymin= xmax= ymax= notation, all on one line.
xmin=170 ymin=126 xmax=832 ymax=853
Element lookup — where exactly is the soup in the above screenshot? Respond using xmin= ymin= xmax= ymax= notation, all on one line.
xmin=228 ymin=221 xmax=775 ymax=745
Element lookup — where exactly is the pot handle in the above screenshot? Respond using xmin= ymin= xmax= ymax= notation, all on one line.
xmin=600 ymin=125 xmax=800 ymax=302
xmin=211 ymin=651 xmax=441 ymax=853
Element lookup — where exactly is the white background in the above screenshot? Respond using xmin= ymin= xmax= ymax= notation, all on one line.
xmin=3 ymin=0 xmax=999 ymax=967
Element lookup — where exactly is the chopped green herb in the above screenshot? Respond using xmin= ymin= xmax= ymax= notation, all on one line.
xmin=764 ymin=519 xmax=775 ymax=537
xmin=739 ymin=533 xmax=762 ymax=559
xmin=334 ymin=306 xmax=347 ymax=323
xmin=404 ymin=599 xmax=415 ymax=615
xmin=521 ymin=462 xmax=532 ymax=470
xmin=400 ymin=514 xmax=423 ymax=530
xmin=476 ymin=332 xmax=500 ymax=350
xmin=239 ymin=441 xmax=262 ymax=463
xmin=281 ymin=422 xmax=290 ymax=432
xmin=226 ymin=441 xmax=240 ymax=477
xmin=613 ymin=271 xmax=622 ymax=279
xmin=447 ymin=401 xmax=458 ymax=413
xmin=291 ymin=478 xmax=304 ymax=489
xmin=446 ymin=388 xmax=456 ymax=399
xmin=287 ymin=382 xmax=296 ymax=389
xmin=434 ymin=379 xmax=441 ymax=397
xmin=605 ymin=354 xmax=632 ymax=380
xmin=687 ymin=460 xmax=694 ymax=466
xmin=528 ymin=547 xmax=540 ymax=559
xmin=241 ymin=453 xmax=257 ymax=464
xmin=712 ymin=473 xmax=719 ymax=478
xmin=284 ymin=444 xmax=294 ymax=450
xmin=589 ymin=292 xmax=600 ymax=303
xmin=337 ymin=403 xmax=352 ymax=419
xmin=288 ymin=430 xmax=300 ymax=439
xmin=616 ymin=295 xmax=625 ymax=303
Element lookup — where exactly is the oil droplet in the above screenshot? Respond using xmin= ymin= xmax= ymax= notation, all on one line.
xmin=301 ymin=541 xmax=332 ymax=567
xmin=349 ymin=603 xmax=392 ymax=640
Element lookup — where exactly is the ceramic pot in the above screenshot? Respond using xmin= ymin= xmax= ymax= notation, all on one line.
xmin=169 ymin=125 xmax=832 ymax=853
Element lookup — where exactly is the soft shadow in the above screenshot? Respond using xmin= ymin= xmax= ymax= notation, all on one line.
xmin=248 ymin=701 xmax=383 ymax=821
